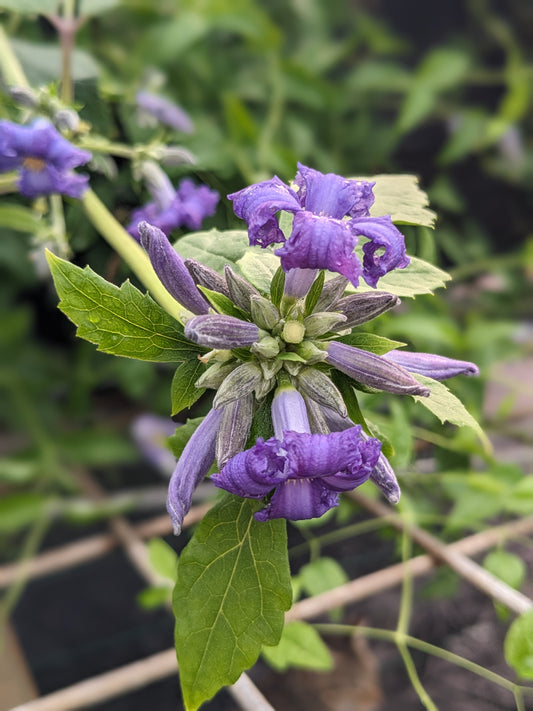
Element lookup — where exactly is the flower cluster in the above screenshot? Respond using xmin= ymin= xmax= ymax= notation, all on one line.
xmin=138 ymin=165 xmax=478 ymax=533
xmin=127 ymin=164 xmax=219 ymax=239
xmin=0 ymin=118 xmax=91 ymax=198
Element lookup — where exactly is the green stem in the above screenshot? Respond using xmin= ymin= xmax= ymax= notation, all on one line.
xmin=81 ymin=189 xmax=184 ymax=322
xmin=49 ymin=194 xmax=70 ymax=258
xmin=0 ymin=24 xmax=30 ymax=88
xmin=314 ymin=623 xmax=533 ymax=700
xmin=0 ymin=173 xmax=19 ymax=193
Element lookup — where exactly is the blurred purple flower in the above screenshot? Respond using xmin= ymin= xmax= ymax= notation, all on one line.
xmin=228 ymin=163 xmax=409 ymax=288
xmin=136 ymin=90 xmax=194 ymax=133
xmin=130 ymin=413 xmax=177 ymax=476
xmin=0 ymin=118 xmax=91 ymax=198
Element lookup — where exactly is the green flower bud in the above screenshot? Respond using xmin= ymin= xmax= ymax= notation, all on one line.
xmin=215 ymin=395 xmax=254 ymax=468
xmin=213 ymin=362 xmax=263 ymax=408
xmin=250 ymin=295 xmax=280 ymax=330
xmin=282 ymin=320 xmax=306 ymax=344
xmin=251 ymin=335 xmax=281 ymax=359
xmin=297 ymin=367 xmax=347 ymax=417
xmin=195 ymin=361 xmax=237 ymax=389
xmin=304 ymin=311 xmax=347 ymax=337
xmin=293 ymin=340 xmax=327 ymax=364
xmin=313 ymin=276 xmax=348 ymax=312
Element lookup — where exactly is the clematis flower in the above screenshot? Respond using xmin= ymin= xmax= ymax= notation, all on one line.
xmin=228 ymin=163 xmax=409 ymax=288
xmin=127 ymin=164 xmax=219 ymax=238
xmin=211 ymin=386 xmax=381 ymax=521
xmin=0 ymin=118 xmax=91 ymax=198
xmin=383 ymin=350 xmax=479 ymax=380
xmin=136 ymin=90 xmax=194 ymax=133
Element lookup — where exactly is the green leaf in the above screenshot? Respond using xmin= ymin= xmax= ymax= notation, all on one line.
xmin=483 ymin=550 xmax=526 ymax=593
xmin=354 ymin=174 xmax=437 ymax=227
xmin=506 ymin=477 xmax=533 ymax=516
xmin=262 ymin=621 xmax=333 ymax=672
xmin=175 ymin=229 xmax=250 ymax=275
xmin=304 ymin=271 xmax=325 ymax=316
xmin=0 ymin=492 xmax=52 ymax=533
xmin=335 ymin=332 xmax=406 ymax=355
xmin=197 ymin=286 xmax=249 ymax=319
xmin=171 ymin=359 xmax=206 ymax=416
xmin=0 ymin=0 xmax=119 ymax=13
xmin=148 ymin=538 xmax=178 ymax=582
xmin=270 ymin=266 xmax=286 ymax=308
xmin=276 ymin=352 xmax=306 ymax=362
xmin=12 ymin=39 xmax=99 ymax=85
xmin=353 ymin=256 xmax=450 ymax=297
xmin=0 ymin=204 xmax=40 ymax=232
xmin=173 ymin=495 xmax=292 ymax=711
xmin=505 ymin=610 xmax=533 ymax=680
xmin=237 ymin=248 xmax=280 ymax=293
xmin=136 ymin=586 xmax=172 ymax=610
xmin=411 ymin=375 xmax=491 ymax=452
xmin=299 ymin=557 xmax=348 ymax=597
xmin=46 ymin=251 xmax=197 ymax=362
xmin=331 ymin=371 xmax=371 ymax=435
xmin=168 ymin=417 xmax=204 ymax=459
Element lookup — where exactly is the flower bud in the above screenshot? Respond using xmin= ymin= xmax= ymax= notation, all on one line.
xmin=195 ymin=361 xmax=237 ymax=389
xmin=333 ymin=292 xmax=400 ymax=329
xmin=215 ymin=395 xmax=254 ymax=468
xmin=304 ymin=312 xmax=347 ymax=337
xmin=224 ymin=266 xmax=260 ymax=312
xmin=251 ymin=335 xmax=280 ymax=359
xmin=255 ymin=376 xmax=276 ymax=400
xmin=293 ymin=340 xmax=327 ymax=364
xmin=158 ymin=146 xmax=196 ymax=165
xmin=303 ymin=397 xmax=332 ymax=435
xmin=314 ymin=276 xmax=348 ymax=311
xmin=184 ymin=258 xmax=231 ymax=298
xmin=259 ymin=358 xmax=283 ymax=380
xmin=250 ymin=295 xmax=280 ymax=330
xmin=213 ymin=362 xmax=263 ymax=408
xmin=282 ymin=319 xmax=306 ymax=344
xmin=185 ymin=314 xmax=260 ymax=349
xmin=326 ymin=341 xmax=430 ymax=397
xmin=283 ymin=267 xmax=318 ymax=299
xmin=297 ymin=367 xmax=347 ymax=417
xmin=383 ymin=350 xmax=479 ymax=381
xmin=54 ymin=108 xmax=80 ymax=132
xmin=8 ymin=86 xmax=38 ymax=108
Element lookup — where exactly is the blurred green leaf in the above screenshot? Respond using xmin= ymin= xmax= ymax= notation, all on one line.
xmin=0 ymin=0 xmax=119 ymax=13
xmin=0 ymin=492 xmax=52 ymax=533
xmin=136 ymin=586 xmax=171 ymax=610
xmin=483 ymin=550 xmax=526 ymax=594
xmin=506 ymin=477 xmax=533 ymax=516
xmin=147 ymin=537 xmax=178 ymax=582
xmin=262 ymin=621 xmax=333 ymax=672
xmin=12 ymin=39 xmax=99 ymax=84
xmin=299 ymin=557 xmax=348 ymax=597
xmin=0 ymin=204 xmax=40 ymax=233
xmin=505 ymin=609 xmax=533 ymax=679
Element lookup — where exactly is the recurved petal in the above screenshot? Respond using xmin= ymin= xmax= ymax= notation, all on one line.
xmin=211 ymin=437 xmax=287 ymax=498
xmin=228 ymin=176 xmax=302 ymax=247
xmin=351 ymin=215 xmax=410 ymax=287
xmin=294 ymin=163 xmax=375 ymax=219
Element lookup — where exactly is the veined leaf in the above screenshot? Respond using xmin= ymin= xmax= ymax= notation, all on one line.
xmin=351 ymin=255 xmax=450 ymax=297
xmin=175 ymin=229 xmax=250 ymax=275
xmin=46 ymin=251 xmax=197 ymax=362
xmin=335 ymin=333 xmax=405 ymax=355
xmin=173 ymin=495 xmax=292 ymax=711
xmin=354 ymin=174 xmax=437 ymax=227
xmin=236 ymin=248 xmax=280 ymax=293
xmin=170 ymin=359 xmax=206 ymax=415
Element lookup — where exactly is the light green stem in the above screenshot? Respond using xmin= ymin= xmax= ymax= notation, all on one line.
xmin=81 ymin=189 xmax=184 ymax=322
xmin=50 ymin=193 xmax=70 ymax=257
xmin=0 ymin=23 xmax=29 ymax=88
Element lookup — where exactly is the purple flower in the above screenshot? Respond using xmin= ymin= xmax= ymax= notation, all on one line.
xmin=383 ymin=350 xmax=479 ymax=381
xmin=167 ymin=408 xmax=222 ymax=534
xmin=0 ymin=119 xmax=91 ymax=198
xmin=136 ymin=90 xmax=194 ymax=133
xmin=130 ymin=413 xmax=177 ymax=476
xmin=138 ymin=221 xmax=210 ymax=314
xmin=127 ymin=169 xmax=219 ymax=239
xmin=211 ymin=387 xmax=381 ymax=521
xmin=228 ymin=163 xmax=409 ymax=288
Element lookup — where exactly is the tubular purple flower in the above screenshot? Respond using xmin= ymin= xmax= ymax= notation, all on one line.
xmin=228 ymin=163 xmax=409 ymax=287
xmin=136 ymin=90 xmax=194 ymax=133
xmin=184 ymin=314 xmax=260 ymax=349
xmin=212 ymin=386 xmax=381 ymax=521
xmin=138 ymin=221 xmax=210 ymax=314
xmin=383 ymin=350 xmax=479 ymax=380
xmin=0 ymin=119 xmax=91 ymax=198
xmin=326 ymin=341 xmax=431 ymax=396
xmin=167 ymin=408 xmax=222 ymax=534
xmin=283 ymin=268 xmax=319 ymax=299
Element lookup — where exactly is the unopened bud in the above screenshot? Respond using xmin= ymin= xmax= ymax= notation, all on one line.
xmin=251 ymin=335 xmax=280 ymax=359
xmin=255 ymin=376 xmax=276 ymax=400
xmin=158 ymin=146 xmax=196 ymax=165
xmin=185 ymin=314 xmax=259 ymax=349
xmin=54 ymin=108 xmax=80 ymax=132
xmin=8 ymin=86 xmax=38 ymax=108
xmin=303 ymin=397 xmax=330 ymax=435
xmin=293 ymin=340 xmax=327 ymax=364
xmin=250 ymin=295 xmax=280 ymax=330
xmin=224 ymin=266 xmax=260 ymax=312
xmin=282 ymin=320 xmax=306 ymax=344
xmin=304 ymin=312 xmax=347 ymax=337
xmin=215 ymin=395 xmax=254 ymax=468
xmin=195 ymin=362 xmax=237 ymax=389
xmin=213 ymin=362 xmax=263 ymax=408
xmin=185 ymin=258 xmax=231 ymax=298
xmin=314 ymin=276 xmax=348 ymax=311
xmin=334 ymin=292 xmax=400 ymax=329
xmin=297 ymin=368 xmax=347 ymax=417
xmin=259 ymin=358 xmax=283 ymax=380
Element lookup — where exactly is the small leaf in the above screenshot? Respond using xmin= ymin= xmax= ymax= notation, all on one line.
xmin=168 ymin=417 xmax=204 ymax=459
xmin=262 ymin=621 xmax=333 ymax=672
xmin=270 ymin=266 xmax=286 ymax=308
xmin=148 ymin=538 xmax=178 ymax=582
xmin=354 ymin=174 xmax=437 ymax=227
xmin=171 ymin=359 xmax=206 ymax=416
xmin=237 ymin=248 xmax=280 ymax=293
xmin=483 ymin=550 xmax=526 ymax=593
xmin=505 ymin=610 xmax=533 ymax=679
xmin=336 ymin=333 xmax=406 ymax=355
xmin=12 ymin=39 xmax=99 ymax=84
xmin=0 ymin=492 xmax=52 ymax=533
xmin=304 ymin=271 xmax=325 ymax=315
xmin=173 ymin=495 xmax=292 ymax=711
xmin=276 ymin=352 xmax=306 ymax=362
xmin=411 ymin=375 xmax=491 ymax=452
xmin=137 ymin=586 xmax=172 ymax=610
xmin=46 ymin=251 xmax=196 ymax=362
xmin=299 ymin=557 xmax=348 ymax=597
xmin=506 ymin=477 xmax=533 ymax=516
xmin=197 ymin=286 xmax=249 ymax=319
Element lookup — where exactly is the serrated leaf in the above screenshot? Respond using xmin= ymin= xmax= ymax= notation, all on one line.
xmin=237 ymin=248 xmax=280 ymax=293
xmin=354 ymin=174 xmax=437 ymax=227
xmin=173 ymin=495 xmax=292 ymax=711
xmin=171 ymin=359 xmax=206 ymax=416
xmin=336 ymin=333 xmax=406 ymax=355
xmin=412 ymin=375 xmax=491 ymax=453
xmin=197 ymin=286 xmax=249 ymax=319
xmin=352 ymin=255 xmax=450 ymax=297
xmin=175 ymin=229 xmax=250 ymax=275
xmin=47 ymin=251 xmax=197 ymax=362
xmin=505 ymin=610 xmax=533 ymax=679
xmin=262 ymin=621 xmax=333 ymax=672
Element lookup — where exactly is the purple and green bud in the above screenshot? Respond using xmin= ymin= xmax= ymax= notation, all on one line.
xmin=283 ymin=268 xmax=319 ymax=299
xmin=138 ymin=221 xmax=210 ymax=315
xmin=314 ymin=276 xmax=349 ymax=312
xmin=213 ymin=362 xmax=263 ymax=408
xmin=136 ymin=90 xmax=194 ymax=133
xmin=224 ymin=266 xmax=261 ymax=312
xmin=195 ymin=361 xmax=237 ymax=389
xmin=184 ymin=314 xmax=260 ymax=349
xmin=326 ymin=341 xmax=431 ymax=396
xmin=333 ymin=291 xmax=400 ymax=329
xmin=251 ymin=335 xmax=281 ymax=359
xmin=383 ymin=350 xmax=479 ymax=381
xmin=215 ymin=395 xmax=254 ymax=468
xmin=184 ymin=258 xmax=231 ymax=299
xmin=296 ymin=367 xmax=347 ymax=417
